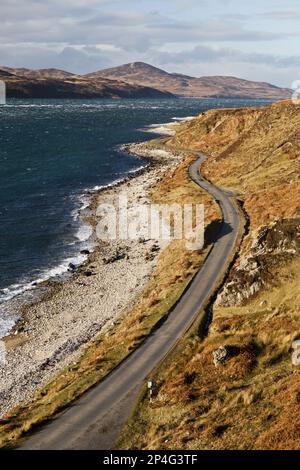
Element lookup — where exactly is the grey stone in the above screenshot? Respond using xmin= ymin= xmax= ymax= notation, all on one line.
xmin=213 ymin=346 xmax=229 ymax=367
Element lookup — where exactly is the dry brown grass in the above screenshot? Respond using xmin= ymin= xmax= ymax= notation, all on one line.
xmin=255 ymin=375 xmax=300 ymax=450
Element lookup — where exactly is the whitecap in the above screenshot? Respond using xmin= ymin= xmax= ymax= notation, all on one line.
xmin=75 ymin=223 xmax=93 ymax=242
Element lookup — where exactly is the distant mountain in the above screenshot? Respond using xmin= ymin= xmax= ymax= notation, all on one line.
xmin=1 ymin=67 xmax=76 ymax=80
xmin=0 ymin=67 xmax=174 ymax=99
xmin=88 ymin=62 xmax=292 ymax=100
xmin=0 ymin=62 xmax=292 ymax=100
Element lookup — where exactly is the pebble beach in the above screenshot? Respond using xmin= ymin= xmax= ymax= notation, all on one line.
xmin=0 ymin=142 xmax=182 ymax=417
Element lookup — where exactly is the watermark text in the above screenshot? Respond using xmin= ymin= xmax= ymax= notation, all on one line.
xmin=96 ymin=194 xmax=205 ymax=250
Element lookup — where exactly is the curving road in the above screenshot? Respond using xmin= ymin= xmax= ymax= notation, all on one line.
xmin=19 ymin=153 xmax=241 ymax=450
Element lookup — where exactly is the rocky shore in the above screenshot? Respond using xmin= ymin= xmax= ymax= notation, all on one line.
xmin=0 ymin=142 xmax=182 ymax=417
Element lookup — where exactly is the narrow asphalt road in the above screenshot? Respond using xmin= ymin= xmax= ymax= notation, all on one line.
xmin=19 ymin=153 xmax=241 ymax=450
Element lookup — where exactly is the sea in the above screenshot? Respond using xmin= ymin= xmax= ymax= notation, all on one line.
xmin=0 ymin=97 xmax=271 ymax=337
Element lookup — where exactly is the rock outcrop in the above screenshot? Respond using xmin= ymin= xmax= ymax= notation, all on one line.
xmin=217 ymin=218 xmax=300 ymax=306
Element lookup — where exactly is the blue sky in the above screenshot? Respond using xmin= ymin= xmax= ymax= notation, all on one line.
xmin=1 ymin=0 xmax=299 ymax=86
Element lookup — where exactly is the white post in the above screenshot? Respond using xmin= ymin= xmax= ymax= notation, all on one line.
xmin=148 ymin=381 xmax=153 ymax=402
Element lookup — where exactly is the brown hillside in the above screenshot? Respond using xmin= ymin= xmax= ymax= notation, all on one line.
xmin=91 ymin=62 xmax=292 ymax=100
xmin=0 ymin=67 xmax=174 ymax=99
xmin=119 ymin=101 xmax=300 ymax=450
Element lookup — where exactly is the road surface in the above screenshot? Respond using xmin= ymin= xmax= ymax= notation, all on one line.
xmin=19 ymin=153 xmax=241 ymax=450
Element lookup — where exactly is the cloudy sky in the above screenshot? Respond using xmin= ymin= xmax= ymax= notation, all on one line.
xmin=1 ymin=0 xmax=299 ymax=86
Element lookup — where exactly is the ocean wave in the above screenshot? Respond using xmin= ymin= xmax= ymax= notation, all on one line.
xmin=71 ymin=193 xmax=91 ymax=221
xmin=0 ymin=252 xmax=89 ymax=303
xmin=0 ymin=312 xmax=17 ymax=339
xmin=89 ymin=178 xmax=124 ymax=192
xmin=75 ymin=223 xmax=93 ymax=242
xmin=4 ymin=104 xmax=64 ymax=109
xmin=141 ymin=123 xmax=176 ymax=136
xmin=172 ymin=116 xmax=195 ymax=122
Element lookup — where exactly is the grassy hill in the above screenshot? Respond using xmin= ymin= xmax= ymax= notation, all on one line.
xmin=119 ymin=100 xmax=300 ymax=450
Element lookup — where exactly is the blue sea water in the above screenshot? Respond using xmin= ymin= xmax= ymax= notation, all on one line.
xmin=0 ymin=97 xmax=271 ymax=336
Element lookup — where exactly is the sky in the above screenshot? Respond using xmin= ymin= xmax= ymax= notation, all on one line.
xmin=1 ymin=0 xmax=300 ymax=86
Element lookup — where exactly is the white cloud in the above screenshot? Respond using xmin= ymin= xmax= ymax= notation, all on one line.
xmin=152 ymin=44 xmax=300 ymax=70
xmin=0 ymin=0 xmax=298 ymax=85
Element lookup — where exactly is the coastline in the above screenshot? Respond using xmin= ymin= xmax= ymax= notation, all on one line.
xmin=0 ymin=138 xmax=183 ymax=417
xmin=0 ymin=117 xmax=186 ymax=335
xmin=0 ymin=151 xmax=150 ymax=339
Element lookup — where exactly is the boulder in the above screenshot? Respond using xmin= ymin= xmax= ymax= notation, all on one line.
xmin=213 ymin=346 xmax=229 ymax=367
xmin=84 ymin=270 xmax=95 ymax=277
xmin=68 ymin=263 xmax=77 ymax=272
